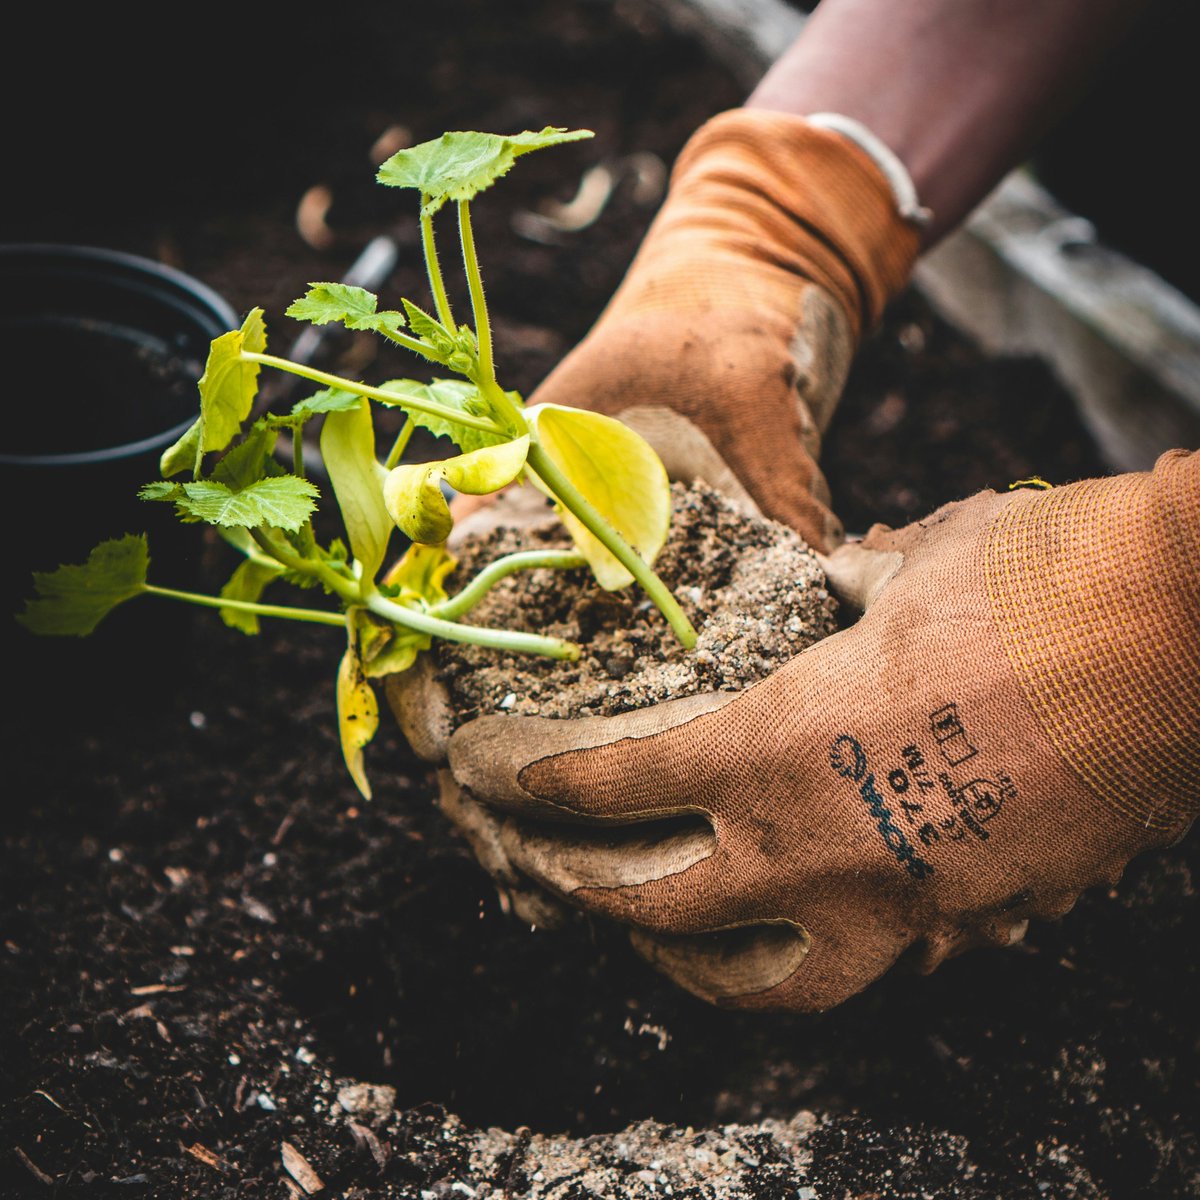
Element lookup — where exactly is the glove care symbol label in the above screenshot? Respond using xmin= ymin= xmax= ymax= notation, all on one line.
xmin=877 ymin=703 xmax=1017 ymax=852
xmin=929 ymin=703 xmax=977 ymax=766
xmin=829 ymin=734 xmax=933 ymax=882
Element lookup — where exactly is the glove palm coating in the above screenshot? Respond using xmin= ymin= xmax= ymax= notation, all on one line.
xmin=446 ymin=452 xmax=1199 ymax=1011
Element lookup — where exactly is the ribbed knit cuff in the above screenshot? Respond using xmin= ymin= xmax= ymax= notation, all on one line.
xmin=985 ymin=450 xmax=1200 ymax=832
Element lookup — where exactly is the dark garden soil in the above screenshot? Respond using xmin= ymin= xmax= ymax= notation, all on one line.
xmin=3 ymin=2 xmax=1196 ymax=1197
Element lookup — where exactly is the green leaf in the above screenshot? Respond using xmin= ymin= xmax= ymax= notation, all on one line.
xmin=219 ymin=557 xmax=285 ymax=635
xmin=160 ymin=417 xmax=202 ymax=479
xmin=16 ymin=534 xmax=149 ymax=637
xmin=176 ymin=477 xmax=319 ymax=531
xmin=400 ymin=299 xmax=450 ymax=345
xmin=286 ymin=285 xmax=406 ymax=336
xmin=375 ymin=378 xmax=509 ymax=453
xmin=377 ymin=127 xmax=594 ymax=216
xmin=383 ymin=437 xmax=529 ymax=544
xmin=212 ymin=423 xmax=281 ymax=492
xmin=527 ymin=403 xmax=670 ymax=590
xmin=291 ymin=387 xmax=364 ymax=417
xmin=319 ymin=398 xmax=392 ymax=582
xmin=139 ymin=481 xmax=184 ymax=503
xmin=337 ymin=639 xmax=379 ymax=800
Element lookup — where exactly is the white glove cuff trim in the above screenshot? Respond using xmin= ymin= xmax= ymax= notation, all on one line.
xmin=805 ymin=112 xmax=933 ymax=229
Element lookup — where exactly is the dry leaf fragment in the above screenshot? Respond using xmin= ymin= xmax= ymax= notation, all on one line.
xmin=348 ymin=1121 xmax=389 ymax=1170
xmin=281 ymin=1141 xmax=326 ymax=1194
xmin=185 ymin=1142 xmax=234 ymax=1174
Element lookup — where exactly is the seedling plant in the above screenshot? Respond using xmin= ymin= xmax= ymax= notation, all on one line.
xmin=19 ymin=127 xmax=697 ymax=798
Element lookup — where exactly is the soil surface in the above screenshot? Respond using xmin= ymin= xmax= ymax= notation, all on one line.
xmin=4 ymin=2 xmax=1196 ymax=1198
xmin=437 ymin=481 xmax=837 ymax=724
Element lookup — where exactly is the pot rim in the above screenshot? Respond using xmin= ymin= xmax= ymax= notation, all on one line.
xmin=0 ymin=243 xmax=239 ymax=468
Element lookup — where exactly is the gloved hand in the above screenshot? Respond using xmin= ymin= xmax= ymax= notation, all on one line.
xmin=500 ymin=106 xmax=922 ymax=553
xmin=443 ymin=450 xmax=1200 ymax=1011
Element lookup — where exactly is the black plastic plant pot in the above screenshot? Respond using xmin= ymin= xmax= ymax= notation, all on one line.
xmin=1 ymin=244 xmax=239 ymax=692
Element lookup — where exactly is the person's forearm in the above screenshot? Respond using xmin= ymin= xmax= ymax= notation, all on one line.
xmin=747 ymin=0 xmax=1153 ymax=246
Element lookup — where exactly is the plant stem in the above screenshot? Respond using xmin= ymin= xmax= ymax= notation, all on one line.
xmin=384 ymin=418 xmax=415 ymax=471
xmin=249 ymin=528 xmax=358 ymax=602
xmin=525 ymin=442 xmax=698 ymax=648
xmin=144 ymin=585 xmax=346 ymax=626
xmin=478 ymin=376 xmax=528 ymax=434
xmin=432 ymin=549 xmax=586 ymax=620
xmin=241 ymin=353 xmax=505 ymax=436
xmin=292 ymin=429 xmax=305 ymax=477
xmin=421 ymin=210 xmax=454 ymax=328
xmin=457 ymin=201 xmax=493 ymax=384
xmin=364 ymin=585 xmax=579 ymax=660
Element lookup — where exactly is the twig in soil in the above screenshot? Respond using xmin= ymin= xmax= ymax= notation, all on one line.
xmin=14 ymin=1145 xmax=54 ymax=1186
xmin=185 ymin=1142 xmax=236 ymax=1175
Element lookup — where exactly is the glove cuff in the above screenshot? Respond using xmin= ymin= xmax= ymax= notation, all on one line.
xmin=669 ymin=107 xmax=922 ymax=336
xmin=805 ymin=112 xmax=933 ymax=229
xmin=985 ymin=450 xmax=1200 ymax=834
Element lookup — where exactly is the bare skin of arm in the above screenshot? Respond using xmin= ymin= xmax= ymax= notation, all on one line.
xmin=747 ymin=0 xmax=1154 ymax=246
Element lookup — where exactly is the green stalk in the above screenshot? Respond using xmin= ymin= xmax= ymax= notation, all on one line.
xmin=457 ymin=200 xmax=493 ymax=383
xmin=525 ymin=442 xmax=697 ymax=648
xmin=144 ymin=585 xmax=346 ymax=627
xmin=457 ymin=202 xmax=526 ymax=434
xmin=236 ymin=530 xmax=577 ymax=660
xmin=421 ymin=208 xmax=454 ymax=328
xmin=249 ymin=528 xmax=358 ymax=601
xmin=292 ymin=428 xmax=305 ymax=477
xmin=363 ymin=585 xmax=579 ymax=660
xmin=384 ymin=418 xmax=415 ymax=471
xmin=432 ymin=549 xmax=586 ymax=621
xmin=241 ymin=352 xmax=506 ymax=436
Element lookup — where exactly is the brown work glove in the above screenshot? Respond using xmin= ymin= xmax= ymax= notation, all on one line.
xmin=444 ymin=450 xmax=1200 ymax=1011
xmin=516 ymin=107 xmax=921 ymax=553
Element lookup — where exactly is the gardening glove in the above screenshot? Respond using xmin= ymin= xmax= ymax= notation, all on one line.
xmin=506 ymin=107 xmax=924 ymax=554
xmin=444 ymin=449 xmax=1200 ymax=1011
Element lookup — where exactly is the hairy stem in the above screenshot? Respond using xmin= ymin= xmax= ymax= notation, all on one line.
xmin=384 ymin=418 xmax=415 ymax=471
xmin=241 ymin=353 xmax=505 ymax=435
xmin=421 ymin=209 xmax=455 ymax=328
xmin=457 ymin=200 xmax=493 ymax=384
xmin=525 ymin=442 xmax=697 ymax=648
xmin=432 ymin=549 xmax=586 ymax=621
xmin=249 ymin=528 xmax=359 ymax=603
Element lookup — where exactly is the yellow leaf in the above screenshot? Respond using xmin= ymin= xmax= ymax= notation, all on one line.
xmin=382 ymin=462 xmax=454 ymax=544
xmin=320 ymin=399 xmax=393 ymax=580
xmin=337 ymin=643 xmax=379 ymax=801
xmin=442 ymin=435 xmax=530 ymax=494
xmin=526 ymin=404 xmax=670 ymax=590
xmin=383 ymin=437 xmax=529 ymax=543
xmin=382 ymin=542 xmax=458 ymax=605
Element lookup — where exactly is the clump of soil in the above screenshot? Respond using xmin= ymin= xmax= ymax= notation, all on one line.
xmin=435 ymin=479 xmax=839 ymax=724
